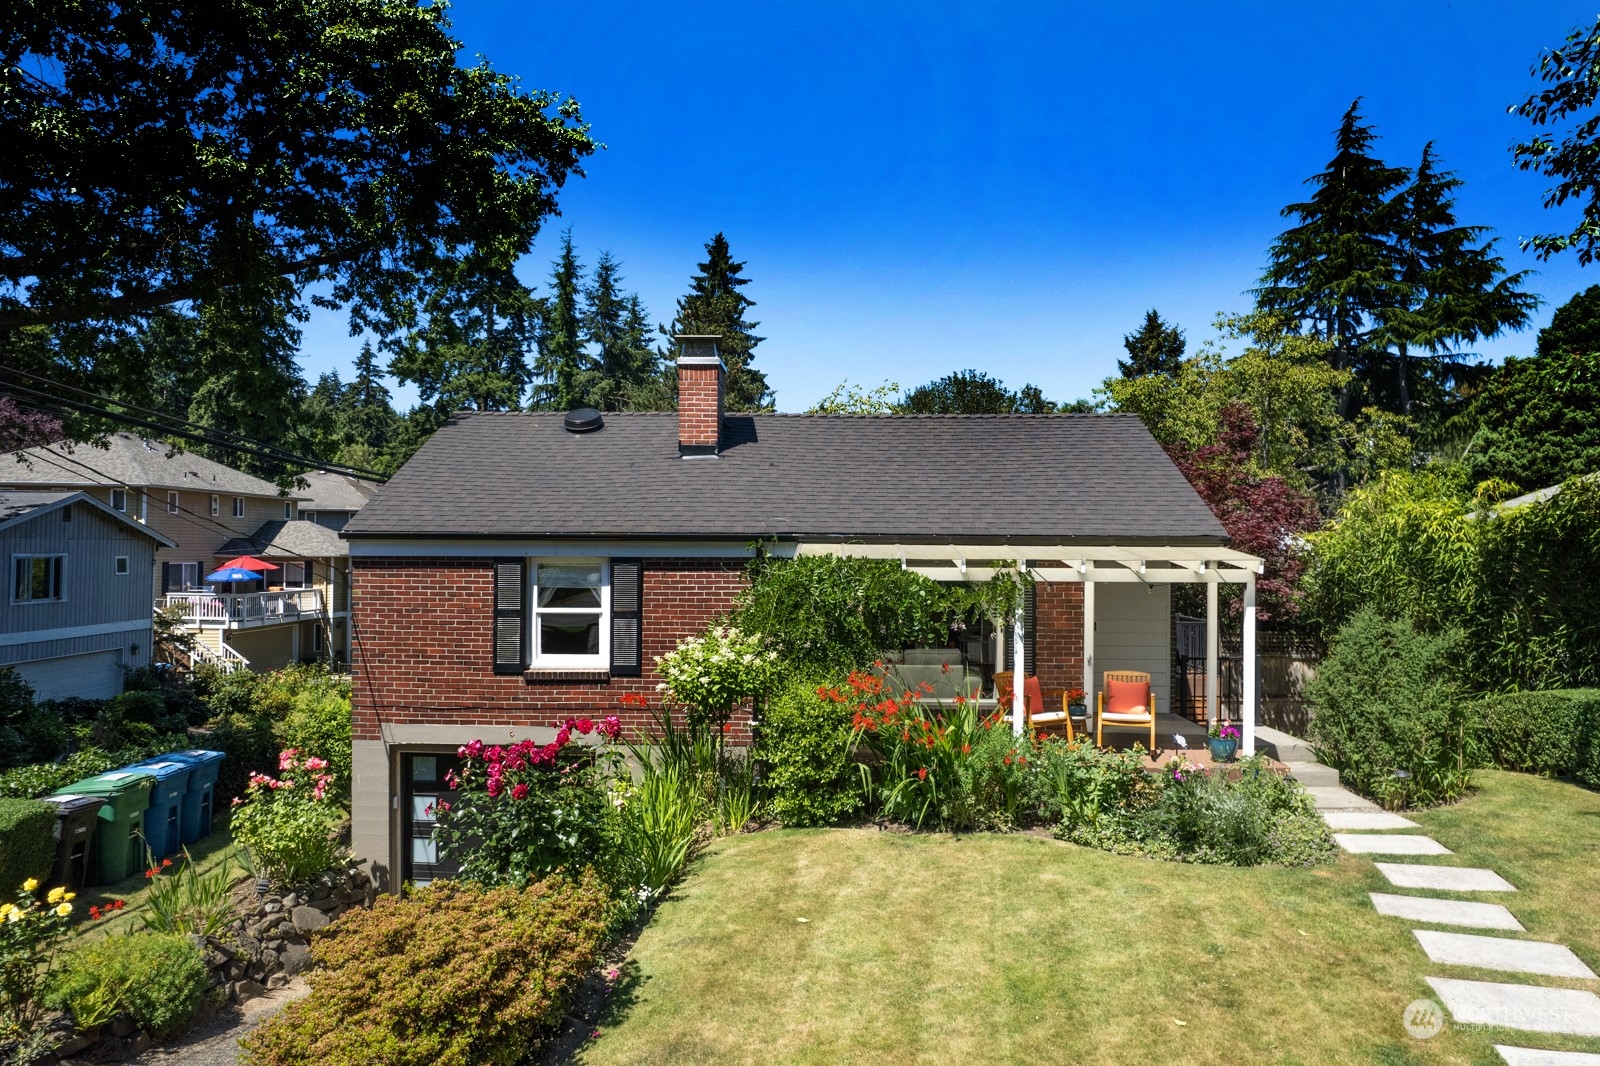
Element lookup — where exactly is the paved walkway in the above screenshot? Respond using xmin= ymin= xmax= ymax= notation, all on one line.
xmin=1320 ymin=779 xmax=1600 ymax=1062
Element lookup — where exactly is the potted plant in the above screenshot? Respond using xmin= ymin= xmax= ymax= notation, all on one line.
xmin=1206 ymin=722 xmax=1240 ymax=762
xmin=1064 ymin=688 xmax=1087 ymax=714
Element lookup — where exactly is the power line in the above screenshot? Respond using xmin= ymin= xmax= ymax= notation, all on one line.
xmin=1 ymin=368 xmax=389 ymax=482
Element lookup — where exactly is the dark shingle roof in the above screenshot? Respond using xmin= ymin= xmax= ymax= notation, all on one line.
xmin=217 ymin=520 xmax=346 ymax=558
xmin=0 ymin=489 xmax=176 ymax=544
xmin=343 ymin=411 xmax=1228 ymax=544
xmin=296 ymin=470 xmax=380 ymax=512
xmin=3 ymin=434 xmax=297 ymax=497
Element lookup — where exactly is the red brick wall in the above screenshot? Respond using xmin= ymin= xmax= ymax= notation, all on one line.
xmin=1033 ymin=582 xmax=1085 ymax=705
xmin=677 ymin=364 xmax=723 ymax=448
xmin=349 ymin=556 xmax=747 ymax=741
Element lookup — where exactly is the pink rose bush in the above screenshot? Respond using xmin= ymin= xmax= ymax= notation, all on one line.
xmin=230 ymin=748 xmax=346 ymax=885
xmin=435 ymin=716 xmax=630 ymax=890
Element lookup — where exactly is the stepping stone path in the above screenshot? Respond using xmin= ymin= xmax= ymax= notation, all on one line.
xmin=1292 ymin=742 xmax=1600 ymax=1058
xmin=1369 ymin=892 xmax=1524 ymax=931
xmin=1413 ymin=931 xmax=1597 ymax=979
xmin=1374 ymin=862 xmax=1517 ymax=892
xmin=1335 ymin=833 xmax=1452 ymax=855
xmin=1497 ymin=1047 xmax=1600 ymax=1064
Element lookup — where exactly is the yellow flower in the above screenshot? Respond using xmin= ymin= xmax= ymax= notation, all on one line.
xmin=63 ymin=892 xmax=75 ymax=902
xmin=5 ymin=908 xmax=20 ymax=923
xmin=53 ymin=902 xmax=71 ymax=917
xmin=0 ymin=903 xmax=12 ymax=918
xmin=21 ymin=878 xmax=39 ymax=893
xmin=46 ymin=887 xmax=64 ymax=904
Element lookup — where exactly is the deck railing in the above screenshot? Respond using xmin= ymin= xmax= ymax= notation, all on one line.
xmin=163 ymin=588 xmax=325 ymax=628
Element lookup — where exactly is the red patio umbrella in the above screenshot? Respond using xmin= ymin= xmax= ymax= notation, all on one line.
xmin=217 ymin=555 xmax=279 ymax=571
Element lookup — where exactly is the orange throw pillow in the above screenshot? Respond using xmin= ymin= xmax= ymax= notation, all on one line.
xmin=1105 ymin=678 xmax=1150 ymax=714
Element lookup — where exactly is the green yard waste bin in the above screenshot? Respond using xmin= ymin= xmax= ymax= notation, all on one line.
xmin=51 ymin=771 xmax=154 ymax=886
xmin=38 ymin=793 xmax=102 ymax=894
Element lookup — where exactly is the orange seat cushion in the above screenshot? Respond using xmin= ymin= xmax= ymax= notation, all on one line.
xmin=1105 ymin=678 xmax=1151 ymax=715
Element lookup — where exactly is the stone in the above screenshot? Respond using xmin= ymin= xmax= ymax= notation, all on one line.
xmin=310 ymin=895 xmax=341 ymax=912
xmin=110 ymin=1016 xmax=135 ymax=1038
xmin=1322 ymin=811 xmax=1420 ymax=830
xmin=1428 ymin=977 xmax=1600 ymax=1037
xmin=280 ymin=941 xmax=313 ymax=975
xmin=1334 ymin=833 xmax=1451 ymax=855
xmin=1497 ymin=1047 xmax=1600 ymax=1065
xmin=249 ymin=916 xmax=279 ymax=938
xmin=130 ymin=1033 xmax=152 ymax=1056
xmin=52 ymin=1032 xmax=96 ymax=1056
xmin=264 ymin=901 xmax=282 ymax=914
xmin=267 ymin=973 xmax=292 ymax=990
xmin=226 ymin=962 xmax=245 ymax=982
xmin=232 ymin=979 xmax=267 ymax=1004
xmin=292 ymin=905 xmax=330 ymax=934
xmin=1414 ymin=931 xmax=1597 ymax=979
xmin=1375 ymin=863 xmax=1517 ymax=892
xmin=1369 ymin=893 xmax=1524 ymax=931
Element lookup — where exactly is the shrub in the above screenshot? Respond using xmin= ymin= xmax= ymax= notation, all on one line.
xmin=1035 ymin=737 xmax=1150 ymax=830
xmin=275 ymin=673 xmax=353 ymax=797
xmin=241 ymin=875 xmax=611 ymax=1066
xmin=655 ymin=626 xmax=781 ymax=731
xmin=1472 ymin=689 xmax=1600 ymax=787
xmin=1145 ymin=756 xmax=1335 ymax=867
xmin=229 ymin=750 xmax=345 ymax=886
xmin=756 ymin=679 xmax=865 ymax=827
xmin=1 ymin=879 xmax=80 ymax=1035
xmin=194 ymin=720 xmax=278 ymax=805
xmin=0 ymin=670 xmax=69 ymax=771
xmin=436 ymin=718 xmax=624 ymax=891
xmin=1306 ymin=608 xmax=1476 ymax=809
xmin=141 ymin=846 xmax=240 ymax=938
xmin=44 ymin=932 xmax=207 ymax=1039
xmin=0 ymin=740 xmax=189 ymax=801
xmin=0 ymin=801 xmax=54 ymax=897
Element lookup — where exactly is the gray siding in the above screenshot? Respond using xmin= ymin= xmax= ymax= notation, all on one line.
xmin=1093 ymin=583 xmax=1173 ymax=715
xmin=2 ymin=501 xmax=156 ymax=635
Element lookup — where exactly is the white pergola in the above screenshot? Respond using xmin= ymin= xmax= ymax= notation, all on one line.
xmin=793 ymin=542 xmax=1266 ymax=756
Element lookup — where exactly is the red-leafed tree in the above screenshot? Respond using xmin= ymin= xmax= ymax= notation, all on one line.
xmin=0 ymin=397 xmax=62 ymax=454
xmin=1166 ymin=403 xmax=1321 ymax=619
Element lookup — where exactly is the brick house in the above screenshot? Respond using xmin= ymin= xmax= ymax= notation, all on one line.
xmin=343 ymin=337 xmax=1264 ymax=887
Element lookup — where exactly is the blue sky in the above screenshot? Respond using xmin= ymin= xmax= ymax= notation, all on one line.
xmin=298 ymin=1 xmax=1600 ymax=411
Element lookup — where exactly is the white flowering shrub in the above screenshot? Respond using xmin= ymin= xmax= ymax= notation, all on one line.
xmin=655 ymin=626 xmax=781 ymax=719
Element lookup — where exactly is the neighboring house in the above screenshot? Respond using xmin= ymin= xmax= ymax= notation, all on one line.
xmin=1 ymin=490 xmax=175 ymax=700
xmin=343 ymin=337 xmax=1266 ymax=888
xmin=1 ymin=434 xmax=344 ymax=673
xmin=297 ymin=470 xmax=380 ymax=533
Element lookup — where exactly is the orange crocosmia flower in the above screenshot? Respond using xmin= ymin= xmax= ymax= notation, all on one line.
xmin=917 ymin=767 xmax=928 ymax=780
xmin=962 ymin=743 xmax=970 ymax=754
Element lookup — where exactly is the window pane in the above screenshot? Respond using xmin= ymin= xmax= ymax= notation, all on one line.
xmin=536 ymin=564 xmax=602 ymax=609
xmin=31 ymin=558 xmax=48 ymax=600
xmin=539 ymin=612 xmax=600 ymax=655
xmin=411 ymin=835 xmax=437 ymax=863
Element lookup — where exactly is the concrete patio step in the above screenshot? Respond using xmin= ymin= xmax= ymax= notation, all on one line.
xmin=1254 ymin=725 xmax=1319 ymax=764
xmin=1325 ymin=811 xmax=1419 ymax=830
xmin=1304 ymin=784 xmax=1379 ymax=811
xmin=1285 ymin=761 xmax=1341 ymax=788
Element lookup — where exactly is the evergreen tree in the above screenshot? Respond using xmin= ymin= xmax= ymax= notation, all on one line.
xmin=1256 ymin=100 xmax=1410 ymax=407
xmin=529 ymin=231 xmax=592 ymax=410
xmin=1118 ymin=310 xmax=1187 ymax=378
xmin=583 ymin=254 xmax=660 ymax=410
xmin=661 ymin=233 xmax=771 ymax=411
xmin=389 ymin=263 xmax=537 ymax=412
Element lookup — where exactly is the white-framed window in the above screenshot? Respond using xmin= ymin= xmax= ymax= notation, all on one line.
xmin=110 ymin=488 xmax=127 ymax=512
xmin=115 ymin=556 xmax=129 ymax=575
xmin=302 ymin=510 xmax=317 ymax=525
xmin=232 ymin=497 xmax=245 ymax=518
xmin=311 ymin=624 xmax=324 ymax=653
xmin=530 ymin=561 xmax=609 ymax=667
xmin=283 ymin=501 xmax=294 ymax=520
xmin=209 ymin=494 xmax=220 ymax=516
xmin=166 ymin=491 xmax=179 ymax=514
xmin=13 ymin=555 xmax=66 ymax=603
xmin=283 ymin=560 xmax=309 ymax=588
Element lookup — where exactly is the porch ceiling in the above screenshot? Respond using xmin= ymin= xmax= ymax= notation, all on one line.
xmin=792 ymin=542 xmax=1264 ymax=584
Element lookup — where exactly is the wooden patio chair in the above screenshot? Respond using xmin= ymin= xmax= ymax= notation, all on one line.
xmin=1096 ymin=670 xmax=1156 ymax=750
xmin=993 ymin=672 xmax=1074 ymax=740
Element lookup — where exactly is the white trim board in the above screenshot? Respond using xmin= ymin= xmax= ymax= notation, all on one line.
xmin=347 ymin=538 xmax=769 ymax=559
xmin=0 ymin=618 xmax=153 ymax=649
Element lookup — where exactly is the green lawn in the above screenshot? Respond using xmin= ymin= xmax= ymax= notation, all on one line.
xmin=581 ymin=771 xmax=1600 ymax=1065
xmin=68 ymin=819 xmax=243 ymax=940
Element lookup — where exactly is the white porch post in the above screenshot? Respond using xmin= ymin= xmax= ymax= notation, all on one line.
xmin=1205 ymin=576 xmax=1219 ymax=727
xmin=1242 ymin=573 xmax=1258 ymax=757
xmin=1081 ymin=577 xmax=1095 ymax=731
xmin=1011 ymin=599 xmax=1026 ymax=736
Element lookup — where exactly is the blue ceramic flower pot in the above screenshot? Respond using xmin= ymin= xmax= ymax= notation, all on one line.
xmin=1207 ymin=737 xmax=1239 ymax=762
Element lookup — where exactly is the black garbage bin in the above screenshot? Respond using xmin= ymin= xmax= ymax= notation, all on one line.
xmin=38 ymin=793 xmax=103 ymax=894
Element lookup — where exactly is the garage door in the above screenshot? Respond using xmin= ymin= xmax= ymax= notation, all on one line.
xmin=13 ymin=651 xmax=124 ymax=702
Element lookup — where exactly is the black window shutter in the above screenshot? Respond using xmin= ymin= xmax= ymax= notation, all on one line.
xmin=161 ymin=563 xmax=173 ymax=593
xmin=492 ymin=561 xmax=526 ymax=675
xmin=610 ymin=560 xmax=643 ymax=677
xmin=1023 ymin=582 xmax=1037 ymax=677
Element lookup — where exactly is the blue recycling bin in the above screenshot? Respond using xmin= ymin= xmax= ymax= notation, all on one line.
xmin=166 ymin=750 xmax=227 ymax=843
xmin=120 ymin=756 xmax=194 ymax=860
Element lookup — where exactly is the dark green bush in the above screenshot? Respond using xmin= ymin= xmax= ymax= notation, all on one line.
xmin=1146 ymin=758 xmax=1336 ymax=867
xmin=44 ymin=932 xmax=209 ymax=1039
xmin=1306 ymin=608 xmax=1476 ymax=809
xmin=192 ymin=720 xmax=277 ymax=805
xmin=272 ymin=666 xmax=353 ymax=796
xmin=1474 ymin=689 xmax=1600 ymax=788
xmin=755 ymin=679 xmax=865 ymax=827
xmin=242 ymin=875 xmax=612 ymax=1066
xmin=0 ymin=799 xmax=55 ymax=895
xmin=0 ymin=668 xmax=68 ymax=769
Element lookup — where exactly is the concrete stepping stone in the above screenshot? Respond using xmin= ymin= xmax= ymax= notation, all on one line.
xmin=1414 ymin=930 xmax=1597 ymax=978
xmin=1427 ymin=977 xmax=1600 ymax=1037
xmin=1497 ymin=1046 xmax=1600 ymax=1065
xmin=1370 ymin=893 xmax=1523 ymax=931
xmin=1324 ymin=810 xmax=1420 ymax=830
xmin=1376 ymin=863 xmax=1517 ymax=892
xmin=1335 ymin=833 xmax=1451 ymax=855
xmin=1304 ymin=785 xmax=1378 ymax=811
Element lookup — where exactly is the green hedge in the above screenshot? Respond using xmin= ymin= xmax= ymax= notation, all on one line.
xmin=0 ymin=798 xmax=57 ymax=895
xmin=1474 ymin=689 xmax=1600 ymax=788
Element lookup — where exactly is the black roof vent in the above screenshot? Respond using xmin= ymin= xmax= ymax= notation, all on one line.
xmin=563 ymin=407 xmax=604 ymax=434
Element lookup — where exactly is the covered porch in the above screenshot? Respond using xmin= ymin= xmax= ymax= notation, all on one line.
xmin=795 ymin=542 xmax=1266 ymax=756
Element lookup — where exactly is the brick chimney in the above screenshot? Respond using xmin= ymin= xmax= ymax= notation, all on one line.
xmin=676 ymin=335 xmax=724 ymax=457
